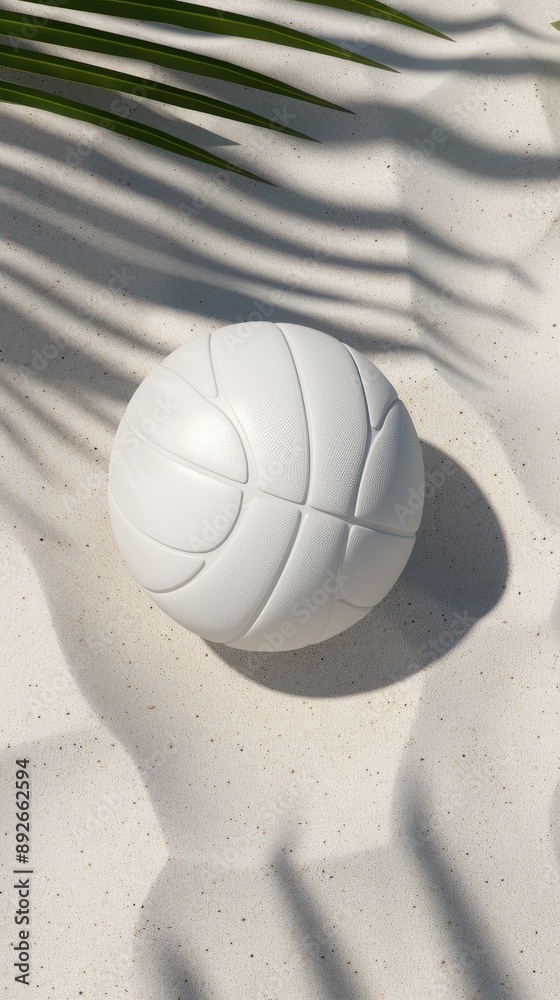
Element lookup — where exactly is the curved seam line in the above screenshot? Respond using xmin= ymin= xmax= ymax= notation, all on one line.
xmin=340 ymin=344 xmax=404 ymax=516
xmin=232 ymin=514 xmax=348 ymax=647
xmin=316 ymin=600 xmax=373 ymax=643
xmin=315 ymin=520 xmax=351 ymax=643
xmin=113 ymin=423 xmax=243 ymax=551
xmin=162 ymin=333 xmax=218 ymax=398
xmin=227 ymin=507 xmax=303 ymax=645
xmin=375 ymin=394 xmax=401 ymax=431
xmin=207 ymin=326 xmax=266 ymax=490
xmin=273 ymin=322 xmax=312 ymax=505
xmin=109 ymin=485 xmax=208 ymax=557
xmin=161 ymin=361 xmax=218 ymax=401
xmin=145 ymin=574 xmax=204 ymax=595
xmin=353 ymin=396 xmax=409 ymax=522
xmin=122 ymin=411 xmax=246 ymax=490
xmin=308 ymin=509 xmax=415 ymax=538
xmin=129 ymin=365 xmax=248 ymax=483
xmin=339 ymin=341 xmax=372 ymax=516
xmin=279 ymin=326 xmax=370 ymax=515
xmin=374 ymin=395 xmax=400 ymax=432
xmin=108 ymin=488 xmax=206 ymax=591
xmin=351 ymin=395 xmax=401 ymax=517
xmin=118 ymin=414 xmax=416 ymax=539
xmin=344 ymin=346 xmax=400 ymax=432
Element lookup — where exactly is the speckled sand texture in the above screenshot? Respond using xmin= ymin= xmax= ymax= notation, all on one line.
xmin=1 ymin=1 xmax=560 ymax=997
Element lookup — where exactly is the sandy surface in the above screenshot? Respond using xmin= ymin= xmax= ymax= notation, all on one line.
xmin=1 ymin=1 xmax=560 ymax=997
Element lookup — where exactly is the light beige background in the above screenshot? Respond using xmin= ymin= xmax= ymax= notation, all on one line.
xmin=1 ymin=1 xmax=559 ymax=996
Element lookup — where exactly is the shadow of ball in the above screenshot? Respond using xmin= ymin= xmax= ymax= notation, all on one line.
xmin=209 ymin=442 xmax=508 ymax=696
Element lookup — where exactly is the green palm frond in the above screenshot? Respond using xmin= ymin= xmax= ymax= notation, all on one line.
xmin=0 ymin=79 xmax=271 ymax=182
xmin=0 ymin=12 xmax=351 ymax=111
xmin=0 ymin=1 xmax=450 ymax=182
xmin=0 ymin=43 xmax=316 ymax=141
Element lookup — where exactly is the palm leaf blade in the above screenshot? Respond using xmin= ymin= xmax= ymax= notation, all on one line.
xmin=0 ymin=79 xmax=271 ymax=182
xmin=18 ymin=0 xmax=397 ymax=69
xmin=0 ymin=2 xmax=450 ymax=174
xmin=0 ymin=12 xmax=352 ymax=110
xmin=0 ymin=43 xmax=316 ymax=140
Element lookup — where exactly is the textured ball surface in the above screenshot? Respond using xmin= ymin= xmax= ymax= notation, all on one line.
xmin=108 ymin=322 xmax=424 ymax=651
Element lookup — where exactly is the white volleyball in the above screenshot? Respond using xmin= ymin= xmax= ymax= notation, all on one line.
xmin=108 ymin=322 xmax=424 ymax=651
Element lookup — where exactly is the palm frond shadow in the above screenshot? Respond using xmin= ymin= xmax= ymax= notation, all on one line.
xmin=0 ymin=0 xmax=449 ymax=182
xmin=550 ymin=780 xmax=560 ymax=865
xmin=274 ymin=851 xmax=368 ymax=1000
xmin=408 ymin=10 xmax=553 ymax=40
xmin=403 ymin=785 xmax=524 ymax=999
xmin=150 ymin=944 xmax=209 ymax=1000
xmin=0 ymin=80 xmax=549 ymax=423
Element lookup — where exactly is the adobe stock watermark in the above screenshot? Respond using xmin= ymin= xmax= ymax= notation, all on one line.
xmin=257 ymin=566 xmax=351 ymax=652
xmin=93 ymin=950 xmax=134 ymax=993
xmin=27 ymin=612 xmax=129 ymax=720
xmin=109 ymin=398 xmax=181 ymax=469
xmin=65 ymin=80 xmax=158 ymax=168
xmin=530 ymin=517 xmax=560 ymax=558
xmin=518 ymin=180 xmax=560 ymax=223
xmin=218 ymin=248 xmax=335 ymax=356
xmin=183 ymin=500 xmax=239 ymax=553
xmin=248 ymin=436 xmax=306 ymax=493
xmin=73 ymin=732 xmax=180 ymax=846
xmin=407 ymin=607 xmax=477 ymax=671
xmin=175 ymin=99 xmax=301 ymax=223
xmin=61 ymin=468 xmax=107 ymax=516
xmin=0 ymin=557 xmax=11 ymax=587
xmin=31 ymin=341 xmax=61 ymax=372
xmin=176 ymin=155 xmax=242 ymax=226
xmin=431 ymin=941 xmax=500 ymax=1000
xmin=400 ymin=78 xmax=489 ymax=186
xmin=215 ymin=773 xmax=317 ymax=867
xmin=399 ymin=127 xmax=450 ymax=179
xmin=408 ymin=747 xmax=514 ymax=857
xmin=30 ymin=261 xmax=133 ymax=373
xmin=395 ymin=456 xmax=458 ymax=526
xmin=30 ymin=265 xmax=136 ymax=375
xmin=74 ymin=264 xmax=135 ymax=332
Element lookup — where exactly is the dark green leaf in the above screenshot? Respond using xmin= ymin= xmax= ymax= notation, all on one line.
xmin=19 ymin=0 xmax=397 ymax=69
xmin=0 ymin=2 xmax=450 ymax=175
xmin=0 ymin=43 xmax=316 ymax=140
xmin=0 ymin=11 xmax=352 ymax=110
xmin=0 ymin=79 xmax=272 ymax=182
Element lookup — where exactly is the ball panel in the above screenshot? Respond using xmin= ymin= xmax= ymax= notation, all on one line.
xmin=355 ymin=401 xmax=424 ymax=533
xmin=316 ymin=599 xmax=371 ymax=643
xmin=278 ymin=323 xmax=369 ymax=516
xmin=210 ymin=323 xmax=309 ymax=503
xmin=229 ymin=510 xmax=346 ymax=651
xmin=163 ymin=331 xmax=218 ymax=398
xmin=340 ymin=524 xmax=415 ymax=607
xmin=109 ymin=423 xmax=242 ymax=552
xmin=344 ymin=345 xmax=398 ymax=430
xmin=126 ymin=365 xmax=248 ymax=483
xmin=108 ymin=490 xmax=204 ymax=592
xmin=144 ymin=497 xmax=301 ymax=643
